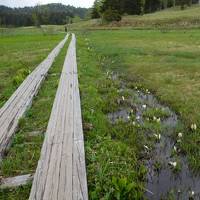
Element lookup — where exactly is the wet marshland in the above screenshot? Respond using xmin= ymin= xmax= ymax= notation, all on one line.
xmin=107 ymin=73 xmax=200 ymax=200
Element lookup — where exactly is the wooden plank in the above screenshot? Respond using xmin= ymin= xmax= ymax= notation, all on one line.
xmin=0 ymin=35 xmax=69 ymax=159
xmin=72 ymin=35 xmax=88 ymax=200
xmin=29 ymin=34 xmax=88 ymax=200
xmin=0 ymin=174 xmax=33 ymax=189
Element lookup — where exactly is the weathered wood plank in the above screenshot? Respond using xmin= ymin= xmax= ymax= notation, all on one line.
xmin=0 ymin=174 xmax=33 ymax=189
xmin=0 ymin=35 xmax=69 ymax=159
xmin=29 ymin=34 xmax=88 ymax=200
xmin=72 ymin=35 xmax=88 ymax=200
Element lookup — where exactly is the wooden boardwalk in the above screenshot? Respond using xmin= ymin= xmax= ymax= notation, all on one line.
xmin=0 ymin=35 xmax=68 ymax=159
xmin=29 ymin=34 xmax=88 ymax=200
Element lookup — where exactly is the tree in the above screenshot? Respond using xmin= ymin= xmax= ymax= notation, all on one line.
xmin=102 ymin=8 xmax=121 ymax=22
xmin=32 ymin=5 xmax=41 ymax=27
xmin=177 ymin=0 xmax=192 ymax=9
xmin=0 ymin=4 xmax=88 ymax=27
xmin=91 ymin=0 xmax=103 ymax=18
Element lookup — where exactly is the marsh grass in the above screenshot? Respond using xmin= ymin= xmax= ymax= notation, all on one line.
xmin=143 ymin=108 xmax=171 ymax=120
xmin=77 ymin=29 xmax=200 ymax=172
xmin=77 ymin=33 xmax=147 ymax=199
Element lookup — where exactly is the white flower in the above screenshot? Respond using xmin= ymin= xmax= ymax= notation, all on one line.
xmin=127 ymin=116 xmax=130 ymax=120
xmin=130 ymin=109 xmax=134 ymax=113
xmin=178 ymin=132 xmax=183 ymax=138
xmin=191 ymin=123 xmax=197 ymax=131
xmin=177 ymin=139 xmax=181 ymax=143
xmin=153 ymin=116 xmax=157 ymax=121
xmin=189 ymin=190 xmax=195 ymax=197
xmin=122 ymin=96 xmax=125 ymax=101
xmin=132 ymin=121 xmax=136 ymax=126
xmin=142 ymin=104 xmax=147 ymax=109
xmin=174 ymin=146 xmax=177 ymax=152
xmin=169 ymin=161 xmax=177 ymax=167
xmin=136 ymin=116 xmax=140 ymax=120
xmin=147 ymin=118 xmax=150 ymax=121
xmin=135 ymin=86 xmax=138 ymax=90
xmin=153 ymin=134 xmax=161 ymax=140
xmin=144 ymin=145 xmax=149 ymax=150
xmin=156 ymin=118 xmax=161 ymax=123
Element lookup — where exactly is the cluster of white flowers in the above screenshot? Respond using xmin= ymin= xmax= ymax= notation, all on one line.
xmin=169 ymin=161 xmax=177 ymax=168
xmin=153 ymin=116 xmax=161 ymax=123
xmin=146 ymin=89 xmax=150 ymax=94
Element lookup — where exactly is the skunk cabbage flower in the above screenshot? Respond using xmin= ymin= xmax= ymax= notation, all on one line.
xmin=178 ymin=132 xmax=183 ymax=138
xmin=157 ymin=118 xmax=161 ymax=123
xmin=136 ymin=116 xmax=140 ymax=120
xmin=174 ymin=146 xmax=177 ymax=152
xmin=191 ymin=124 xmax=197 ymax=131
xmin=144 ymin=145 xmax=149 ymax=150
xmin=142 ymin=104 xmax=147 ymax=109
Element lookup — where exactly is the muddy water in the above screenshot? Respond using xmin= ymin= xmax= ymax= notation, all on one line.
xmin=108 ymin=88 xmax=200 ymax=199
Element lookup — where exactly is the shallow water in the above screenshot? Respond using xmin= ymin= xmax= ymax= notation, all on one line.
xmin=108 ymin=87 xmax=200 ymax=199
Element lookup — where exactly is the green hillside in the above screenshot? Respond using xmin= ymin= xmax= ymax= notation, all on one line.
xmin=69 ymin=5 xmax=200 ymax=29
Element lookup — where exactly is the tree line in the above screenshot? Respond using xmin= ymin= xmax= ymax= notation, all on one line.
xmin=0 ymin=3 xmax=88 ymax=27
xmin=92 ymin=0 xmax=200 ymax=21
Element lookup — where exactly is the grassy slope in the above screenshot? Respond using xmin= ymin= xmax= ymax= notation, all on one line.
xmin=0 ymin=34 xmax=70 ymax=200
xmin=0 ymin=26 xmax=65 ymax=107
xmin=70 ymin=5 xmax=200 ymax=29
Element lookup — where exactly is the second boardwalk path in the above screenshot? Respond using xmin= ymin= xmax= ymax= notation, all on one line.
xmin=0 ymin=35 xmax=68 ymax=159
xmin=29 ymin=34 xmax=88 ymax=200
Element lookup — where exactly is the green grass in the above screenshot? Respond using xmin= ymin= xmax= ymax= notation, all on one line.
xmin=77 ymin=34 xmax=147 ymax=199
xmin=0 ymin=26 xmax=65 ymax=107
xmin=70 ymin=5 xmax=200 ymax=30
xmin=0 ymin=34 xmax=70 ymax=199
xmin=143 ymin=108 xmax=171 ymax=120
xmin=76 ymin=28 xmax=200 ymax=179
